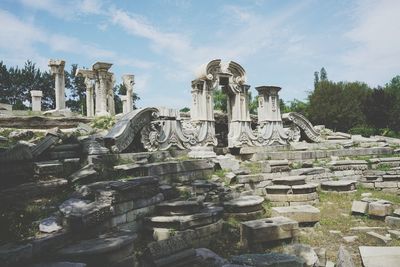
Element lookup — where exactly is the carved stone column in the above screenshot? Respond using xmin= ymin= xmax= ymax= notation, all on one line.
xmin=122 ymin=74 xmax=135 ymax=113
xmin=76 ymin=69 xmax=95 ymax=117
xmin=93 ymin=62 xmax=112 ymax=116
xmin=48 ymin=59 xmax=65 ymax=110
xmin=30 ymin=90 xmax=42 ymax=112
xmin=256 ymin=85 xmax=288 ymax=145
xmin=107 ymin=73 xmax=116 ymax=116
xmin=120 ymin=95 xmax=128 ymax=114
xmin=84 ymin=77 xmax=95 ymax=117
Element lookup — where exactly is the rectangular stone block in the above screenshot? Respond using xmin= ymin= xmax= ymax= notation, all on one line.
xmin=375 ymin=182 xmax=398 ymax=188
xmin=240 ymin=216 xmax=299 ymax=248
xmin=368 ymin=201 xmax=392 ymax=217
xmin=351 ymin=201 xmax=369 ymax=215
xmin=385 ymin=216 xmax=400 ymax=228
xmin=271 ymin=205 xmax=320 ymax=224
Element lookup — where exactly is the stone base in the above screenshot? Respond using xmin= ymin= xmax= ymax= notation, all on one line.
xmin=43 ymin=109 xmax=74 ymax=118
xmin=240 ymin=216 xmax=299 ymax=249
xmin=188 ymin=146 xmax=216 ymax=159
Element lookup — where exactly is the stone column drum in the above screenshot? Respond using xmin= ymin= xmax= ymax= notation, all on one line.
xmin=48 ymin=59 xmax=66 ymax=110
xmin=30 ymin=90 xmax=43 ymax=112
xmin=256 ymin=86 xmax=288 ymax=145
xmin=122 ymin=74 xmax=135 ymax=113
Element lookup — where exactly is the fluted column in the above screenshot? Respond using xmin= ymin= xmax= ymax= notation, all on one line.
xmin=122 ymin=74 xmax=135 ymax=113
xmin=48 ymin=59 xmax=66 ymax=110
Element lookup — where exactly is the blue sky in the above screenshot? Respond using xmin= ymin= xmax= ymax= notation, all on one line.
xmin=1 ymin=0 xmax=400 ymax=109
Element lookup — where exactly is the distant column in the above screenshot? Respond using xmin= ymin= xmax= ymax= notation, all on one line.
xmin=30 ymin=90 xmax=43 ymax=112
xmin=84 ymin=77 xmax=95 ymax=117
xmin=120 ymin=95 xmax=128 ymax=114
xmin=93 ymin=62 xmax=112 ymax=116
xmin=48 ymin=59 xmax=66 ymax=110
xmin=122 ymin=74 xmax=135 ymax=113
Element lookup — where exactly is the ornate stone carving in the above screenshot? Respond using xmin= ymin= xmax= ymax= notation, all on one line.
xmin=282 ymin=112 xmax=321 ymax=143
xmin=104 ymin=107 xmax=159 ymax=152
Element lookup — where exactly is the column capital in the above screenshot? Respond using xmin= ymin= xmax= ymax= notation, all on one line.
xmin=48 ymin=59 xmax=65 ymax=75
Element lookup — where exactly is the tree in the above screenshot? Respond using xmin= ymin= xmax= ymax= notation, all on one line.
xmin=213 ymin=88 xmax=227 ymax=112
xmin=114 ymin=83 xmax=141 ymax=113
xmin=180 ymin=107 xmax=190 ymax=112
xmin=65 ymin=64 xmax=86 ymax=114
xmin=313 ymin=71 xmax=319 ymax=89
xmin=384 ymin=75 xmax=400 ymax=131
xmin=308 ymin=80 xmax=369 ymax=131
xmin=320 ymin=67 xmax=328 ymax=81
xmin=248 ymin=91 xmax=258 ymax=115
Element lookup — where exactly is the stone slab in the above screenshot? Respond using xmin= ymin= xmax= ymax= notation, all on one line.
xmin=359 ymin=246 xmax=400 ymax=267
xmin=271 ymin=205 xmax=320 ymax=224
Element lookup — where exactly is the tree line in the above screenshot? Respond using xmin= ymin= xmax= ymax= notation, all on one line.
xmin=0 ymin=60 xmax=139 ymax=114
xmin=282 ymin=68 xmax=400 ymax=137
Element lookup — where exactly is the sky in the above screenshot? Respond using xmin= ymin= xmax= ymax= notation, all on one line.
xmin=1 ymin=0 xmax=400 ymax=109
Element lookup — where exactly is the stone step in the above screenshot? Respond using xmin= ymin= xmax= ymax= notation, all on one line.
xmin=291 ymin=183 xmax=318 ymax=194
xmin=271 ymin=205 xmax=320 ymax=225
xmin=320 ymin=180 xmax=357 ymax=192
xmin=272 ymin=176 xmax=306 ymax=186
xmin=223 ymin=196 xmax=264 ymax=213
xmin=155 ymin=200 xmax=203 ymax=216
xmin=147 ymin=207 xmax=222 ymax=231
xmin=265 ymin=192 xmax=319 ymax=203
xmin=34 ymin=160 xmax=64 ymax=177
xmin=57 ymin=231 xmax=137 ymax=266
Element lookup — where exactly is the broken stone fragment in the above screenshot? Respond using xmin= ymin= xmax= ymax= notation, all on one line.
xmin=336 ymin=245 xmax=355 ymax=267
xmin=39 ymin=216 xmax=62 ymax=233
xmin=284 ymin=244 xmax=319 ymax=267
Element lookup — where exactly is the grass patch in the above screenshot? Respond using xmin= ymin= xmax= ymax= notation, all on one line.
xmin=242 ymin=162 xmax=262 ymax=173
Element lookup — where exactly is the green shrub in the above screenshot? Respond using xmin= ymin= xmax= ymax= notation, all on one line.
xmin=91 ymin=116 xmax=115 ymax=130
xmin=348 ymin=126 xmax=377 ymax=137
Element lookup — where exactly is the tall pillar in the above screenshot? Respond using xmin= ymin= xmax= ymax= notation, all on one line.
xmin=120 ymin=95 xmax=128 ymax=114
xmin=76 ymin=69 xmax=96 ymax=117
xmin=84 ymin=77 xmax=95 ymax=117
xmin=30 ymin=90 xmax=42 ymax=112
xmin=256 ymin=85 xmax=288 ymax=145
xmin=122 ymin=74 xmax=135 ymax=113
xmin=48 ymin=59 xmax=66 ymax=110
xmin=93 ymin=62 xmax=112 ymax=116
xmin=107 ymin=73 xmax=116 ymax=116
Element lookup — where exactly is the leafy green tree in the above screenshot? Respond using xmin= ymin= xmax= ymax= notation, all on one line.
xmin=363 ymin=87 xmax=394 ymax=129
xmin=65 ymin=64 xmax=86 ymax=114
xmin=385 ymin=75 xmax=400 ymax=131
xmin=213 ymin=88 xmax=227 ymax=112
xmin=114 ymin=83 xmax=141 ymax=114
xmin=308 ymin=80 xmax=369 ymax=131
xmin=320 ymin=67 xmax=328 ymax=81
xmin=248 ymin=91 xmax=258 ymax=115
xmin=180 ymin=107 xmax=190 ymax=112
xmin=314 ymin=71 xmax=319 ymax=89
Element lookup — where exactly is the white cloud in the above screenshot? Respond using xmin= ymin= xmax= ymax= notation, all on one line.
xmin=342 ymin=0 xmax=400 ymax=85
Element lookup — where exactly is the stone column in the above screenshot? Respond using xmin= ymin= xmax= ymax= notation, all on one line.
xmin=256 ymin=86 xmax=282 ymax=124
xmin=120 ymin=95 xmax=128 ymax=114
xmin=30 ymin=90 xmax=42 ymax=112
xmin=107 ymin=73 xmax=116 ymax=116
xmin=256 ymin=85 xmax=288 ymax=145
xmin=122 ymin=74 xmax=135 ymax=113
xmin=76 ymin=69 xmax=96 ymax=117
xmin=92 ymin=62 xmax=112 ymax=116
xmin=48 ymin=59 xmax=66 ymax=110
xmin=84 ymin=77 xmax=95 ymax=117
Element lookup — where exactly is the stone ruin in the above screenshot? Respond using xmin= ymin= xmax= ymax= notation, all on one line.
xmin=0 ymin=59 xmax=400 ymax=267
